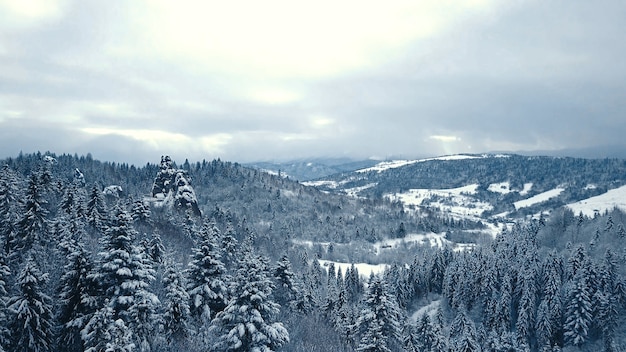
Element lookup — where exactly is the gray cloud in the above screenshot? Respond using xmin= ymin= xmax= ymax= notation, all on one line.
xmin=1 ymin=0 xmax=625 ymax=165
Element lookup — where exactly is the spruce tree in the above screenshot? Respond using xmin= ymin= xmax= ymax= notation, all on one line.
xmin=0 ymin=165 xmax=21 ymax=256
xmin=12 ymin=174 xmax=49 ymax=258
xmin=211 ymin=250 xmax=289 ymax=351
xmin=356 ymin=275 xmax=402 ymax=352
xmin=57 ymin=240 xmax=98 ymax=352
xmin=186 ymin=221 xmax=229 ymax=326
xmin=564 ymin=271 xmax=592 ymax=347
xmin=8 ymin=255 xmax=54 ymax=352
xmin=87 ymin=207 xmax=158 ymax=349
xmin=161 ymin=259 xmax=191 ymax=346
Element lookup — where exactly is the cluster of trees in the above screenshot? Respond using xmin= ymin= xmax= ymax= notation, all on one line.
xmin=2 ymin=152 xmax=626 ymax=352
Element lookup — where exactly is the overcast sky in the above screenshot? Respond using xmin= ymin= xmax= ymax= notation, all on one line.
xmin=1 ymin=0 xmax=625 ymax=165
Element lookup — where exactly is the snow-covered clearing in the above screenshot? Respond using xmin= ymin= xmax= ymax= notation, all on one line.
xmin=514 ymin=188 xmax=565 ymax=210
xmin=318 ymin=260 xmax=387 ymax=278
xmin=342 ymin=183 xmax=377 ymax=197
xmin=387 ymin=184 xmax=493 ymax=220
xmin=566 ymin=184 xmax=626 ymax=217
xmin=301 ymin=180 xmax=339 ymax=188
xmin=519 ymin=183 xmax=533 ymax=196
xmin=373 ymin=233 xmax=452 ymax=253
xmin=356 ymin=154 xmax=483 ymax=173
xmin=410 ymin=299 xmax=441 ymax=323
xmin=488 ymin=182 xmax=511 ymax=194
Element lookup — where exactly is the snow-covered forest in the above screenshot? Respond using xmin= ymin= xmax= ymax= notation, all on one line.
xmin=1 ymin=152 xmax=626 ymax=351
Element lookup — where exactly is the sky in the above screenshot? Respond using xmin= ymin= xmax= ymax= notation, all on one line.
xmin=1 ymin=0 xmax=625 ymax=165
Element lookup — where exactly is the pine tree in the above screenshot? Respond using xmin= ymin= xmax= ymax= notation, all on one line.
xmin=8 ymin=255 xmax=54 ymax=352
xmin=87 ymin=206 xmax=157 ymax=349
xmin=85 ymin=184 xmax=106 ymax=232
xmin=272 ymin=254 xmax=299 ymax=310
xmin=186 ymin=221 xmax=229 ymax=326
xmin=82 ymin=305 xmax=135 ymax=352
xmin=211 ymin=251 xmax=289 ymax=351
xmin=356 ymin=275 xmax=402 ymax=352
xmin=0 ymin=165 xmax=21 ymax=256
xmin=12 ymin=174 xmax=49 ymax=258
xmin=161 ymin=259 xmax=191 ymax=346
xmin=449 ymin=307 xmax=481 ymax=352
xmin=57 ymin=240 xmax=98 ymax=352
xmin=0 ymin=251 xmax=10 ymax=351
xmin=564 ymin=271 xmax=592 ymax=347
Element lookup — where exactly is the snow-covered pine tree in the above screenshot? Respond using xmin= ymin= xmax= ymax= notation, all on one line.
xmin=85 ymin=183 xmax=107 ymax=232
xmin=0 ymin=250 xmax=10 ymax=351
xmin=356 ymin=275 xmax=402 ymax=352
xmin=210 ymin=248 xmax=289 ymax=351
xmin=57 ymin=238 xmax=98 ymax=352
xmin=272 ymin=254 xmax=299 ymax=310
xmin=82 ymin=304 xmax=135 ymax=352
xmin=88 ymin=206 xmax=158 ymax=349
xmin=12 ymin=173 xmax=49 ymax=260
xmin=449 ymin=307 xmax=481 ymax=352
xmin=161 ymin=258 xmax=191 ymax=347
xmin=563 ymin=271 xmax=593 ymax=347
xmin=0 ymin=165 xmax=21 ymax=256
xmin=220 ymin=222 xmax=239 ymax=270
xmin=8 ymin=255 xmax=54 ymax=352
xmin=186 ymin=221 xmax=229 ymax=328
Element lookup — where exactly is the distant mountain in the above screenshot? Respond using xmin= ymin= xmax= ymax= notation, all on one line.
xmin=244 ymin=158 xmax=379 ymax=181
xmin=303 ymin=153 xmax=626 ymax=221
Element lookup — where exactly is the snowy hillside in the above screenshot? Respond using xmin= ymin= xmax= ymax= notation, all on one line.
xmin=567 ymin=184 xmax=626 ymax=216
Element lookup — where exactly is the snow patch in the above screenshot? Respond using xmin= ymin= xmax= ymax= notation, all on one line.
xmin=519 ymin=183 xmax=533 ymax=196
xmin=566 ymin=184 xmax=626 ymax=217
xmin=318 ymin=260 xmax=387 ymax=278
xmin=387 ymin=184 xmax=492 ymax=220
xmin=410 ymin=300 xmax=442 ymax=323
xmin=356 ymin=154 xmax=483 ymax=173
xmin=373 ymin=232 xmax=452 ymax=253
xmin=301 ymin=180 xmax=339 ymax=188
xmin=514 ymin=188 xmax=565 ymax=210
xmin=488 ymin=182 xmax=511 ymax=194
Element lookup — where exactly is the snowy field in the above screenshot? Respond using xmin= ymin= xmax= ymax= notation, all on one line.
xmin=356 ymin=154 xmax=483 ymax=173
xmin=567 ymin=184 xmax=626 ymax=217
xmin=318 ymin=259 xmax=387 ymax=278
xmin=387 ymin=184 xmax=493 ymax=220
xmin=373 ymin=232 xmax=453 ymax=253
xmin=487 ymin=181 xmax=533 ymax=196
xmin=514 ymin=187 xmax=565 ymax=210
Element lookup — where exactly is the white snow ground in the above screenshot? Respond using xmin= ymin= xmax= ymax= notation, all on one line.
xmin=566 ymin=184 xmax=626 ymax=217
xmin=318 ymin=259 xmax=388 ymax=278
xmin=387 ymin=184 xmax=493 ymax=220
xmin=356 ymin=154 xmax=483 ymax=173
xmin=514 ymin=188 xmax=565 ymax=210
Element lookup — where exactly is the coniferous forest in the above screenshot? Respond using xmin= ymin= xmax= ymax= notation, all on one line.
xmin=2 ymin=152 xmax=626 ymax=351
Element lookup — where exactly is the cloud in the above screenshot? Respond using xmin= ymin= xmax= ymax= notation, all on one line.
xmin=1 ymin=0 xmax=626 ymax=164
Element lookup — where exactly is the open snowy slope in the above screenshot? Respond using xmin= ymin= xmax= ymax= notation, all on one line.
xmin=566 ymin=184 xmax=626 ymax=217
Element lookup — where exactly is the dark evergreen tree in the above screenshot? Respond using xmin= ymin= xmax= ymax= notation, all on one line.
xmin=0 ymin=165 xmax=21 ymax=256
xmin=12 ymin=174 xmax=49 ymax=258
xmin=356 ymin=275 xmax=402 ymax=352
xmin=210 ymin=249 xmax=289 ymax=351
xmin=272 ymin=254 xmax=299 ymax=310
xmin=8 ymin=255 xmax=54 ymax=352
xmin=0 ymin=250 xmax=10 ymax=351
xmin=449 ymin=307 xmax=481 ymax=352
xmin=85 ymin=184 xmax=107 ymax=232
xmin=161 ymin=258 xmax=191 ymax=347
xmin=564 ymin=271 xmax=593 ymax=347
xmin=57 ymin=239 xmax=98 ymax=352
xmin=87 ymin=206 xmax=157 ymax=349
